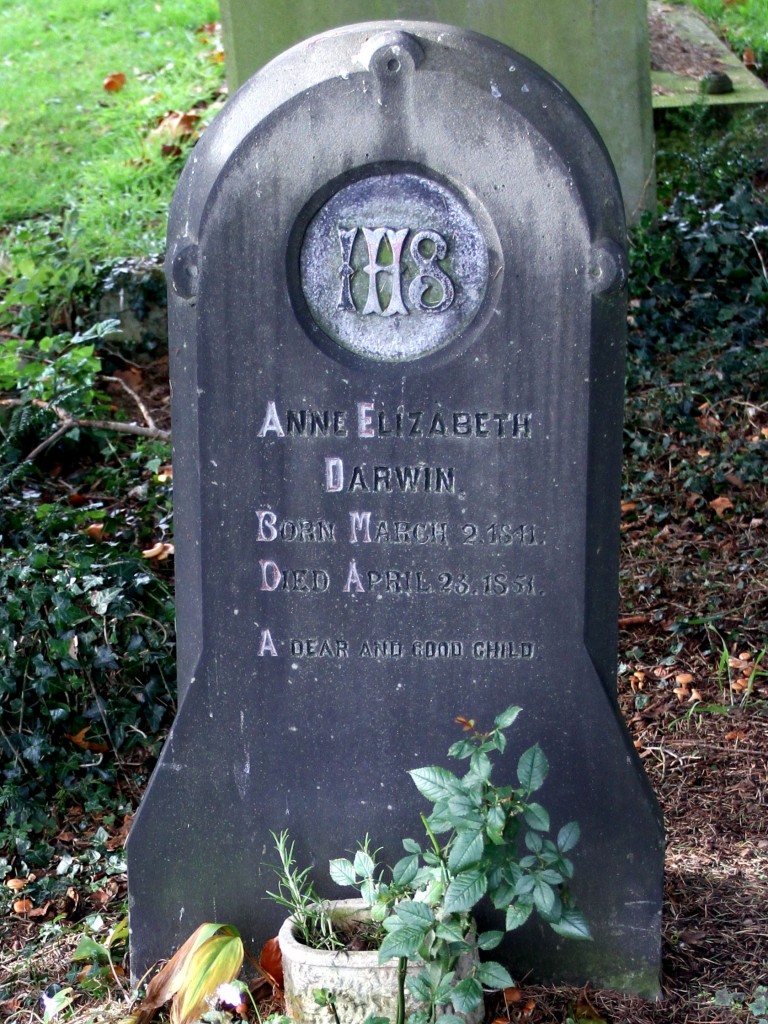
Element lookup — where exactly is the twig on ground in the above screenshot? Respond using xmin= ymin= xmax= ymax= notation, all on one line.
xmin=0 ymin=396 xmax=170 ymax=462
xmin=102 ymin=374 xmax=157 ymax=431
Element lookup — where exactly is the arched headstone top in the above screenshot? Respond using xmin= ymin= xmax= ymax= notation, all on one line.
xmin=168 ymin=21 xmax=625 ymax=281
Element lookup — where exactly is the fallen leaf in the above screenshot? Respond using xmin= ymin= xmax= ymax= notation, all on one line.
xmin=103 ymin=72 xmax=127 ymax=93
xmin=142 ymin=542 xmax=175 ymax=560
xmin=572 ymin=989 xmax=607 ymax=1022
xmin=709 ymin=496 xmax=734 ymax=517
xmin=152 ymin=110 xmax=200 ymax=141
xmin=503 ymin=986 xmax=523 ymax=1005
xmin=106 ymin=814 xmax=133 ymax=851
xmin=27 ymin=901 xmax=52 ymax=919
xmin=258 ymin=935 xmax=283 ymax=990
xmin=132 ymin=923 xmax=243 ymax=1024
xmin=66 ymin=726 xmax=109 ymax=753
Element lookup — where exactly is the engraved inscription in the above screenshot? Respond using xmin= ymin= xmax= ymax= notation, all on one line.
xmin=337 ymin=226 xmax=455 ymax=316
xmin=299 ymin=171 xmax=491 ymax=361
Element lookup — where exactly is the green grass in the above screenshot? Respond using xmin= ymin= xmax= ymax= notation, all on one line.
xmin=687 ymin=0 xmax=768 ymax=68
xmin=0 ymin=0 xmax=222 ymax=332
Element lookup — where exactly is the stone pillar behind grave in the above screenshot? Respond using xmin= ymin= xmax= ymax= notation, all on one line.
xmin=128 ymin=22 xmax=664 ymax=995
xmin=216 ymin=0 xmax=654 ymax=227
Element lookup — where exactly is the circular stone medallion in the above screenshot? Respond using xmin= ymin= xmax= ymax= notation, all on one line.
xmin=299 ymin=172 xmax=489 ymax=362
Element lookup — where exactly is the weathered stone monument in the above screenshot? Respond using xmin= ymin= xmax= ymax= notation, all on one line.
xmin=128 ymin=22 xmax=664 ymax=995
xmin=218 ymin=0 xmax=655 ymax=223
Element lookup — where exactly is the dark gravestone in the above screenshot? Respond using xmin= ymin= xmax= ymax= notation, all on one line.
xmin=128 ymin=22 xmax=664 ymax=995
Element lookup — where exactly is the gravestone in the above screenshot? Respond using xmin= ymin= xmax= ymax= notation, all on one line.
xmin=127 ymin=22 xmax=664 ymax=995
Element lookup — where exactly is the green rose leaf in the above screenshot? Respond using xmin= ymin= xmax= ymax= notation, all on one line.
xmin=354 ymin=849 xmax=375 ymax=878
xmin=556 ymin=821 xmax=581 ymax=853
xmin=378 ymin=924 xmax=426 ymax=962
xmin=406 ymin=973 xmax=433 ymax=1003
xmin=448 ymin=739 xmax=475 ymax=760
xmin=435 ymin=920 xmax=467 ymax=944
xmin=517 ymin=744 xmax=548 ymax=792
xmin=523 ymin=802 xmax=550 ymax=831
xmin=447 ymin=829 xmax=484 ymax=873
xmin=493 ymin=705 xmax=522 ymax=729
xmin=476 ymin=930 xmax=504 ymax=950
xmin=532 ymin=878 xmax=556 ymax=915
xmin=393 ymin=854 xmax=419 ymax=886
xmin=409 ymin=766 xmax=462 ymax=802
xmin=395 ymin=900 xmax=434 ymax=926
xmin=506 ymin=899 xmax=534 ymax=931
xmin=443 ymin=868 xmax=487 ymax=913
xmin=451 ymin=977 xmax=483 ymax=1013
xmin=476 ymin=960 xmax=515 ymax=990
xmin=329 ymin=858 xmax=357 ymax=887
xmin=549 ymin=908 xmax=592 ymax=941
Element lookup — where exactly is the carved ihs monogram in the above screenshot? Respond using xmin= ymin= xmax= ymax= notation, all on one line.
xmin=337 ymin=226 xmax=455 ymax=316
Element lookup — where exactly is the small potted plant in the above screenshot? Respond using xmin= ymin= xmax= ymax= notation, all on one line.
xmin=273 ymin=706 xmax=591 ymax=1024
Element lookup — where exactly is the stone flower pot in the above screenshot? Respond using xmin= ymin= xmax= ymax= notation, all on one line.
xmin=278 ymin=899 xmax=482 ymax=1024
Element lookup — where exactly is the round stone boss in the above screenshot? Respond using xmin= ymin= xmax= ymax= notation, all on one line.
xmin=299 ymin=170 xmax=489 ymax=362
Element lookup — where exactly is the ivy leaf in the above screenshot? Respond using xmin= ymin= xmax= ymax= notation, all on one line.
xmin=443 ymin=868 xmax=487 ymax=913
xmin=447 ymin=829 xmax=484 ymax=873
xmin=517 ymin=744 xmax=548 ymax=792
xmin=409 ymin=766 xmax=462 ymax=802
